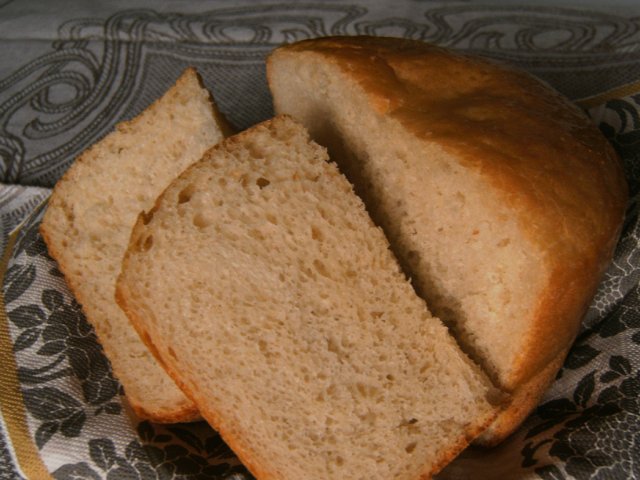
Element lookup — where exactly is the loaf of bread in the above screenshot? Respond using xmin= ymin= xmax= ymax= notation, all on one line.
xmin=116 ymin=115 xmax=502 ymax=479
xmin=267 ymin=36 xmax=628 ymax=445
xmin=40 ymin=68 xmax=230 ymax=422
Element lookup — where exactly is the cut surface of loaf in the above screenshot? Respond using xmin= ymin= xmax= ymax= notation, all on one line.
xmin=267 ymin=36 xmax=628 ymax=444
xmin=117 ymin=115 xmax=501 ymax=480
xmin=40 ymin=68 xmax=229 ymax=422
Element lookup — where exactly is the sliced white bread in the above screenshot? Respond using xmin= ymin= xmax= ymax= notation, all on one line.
xmin=116 ymin=115 xmax=502 ymax=480
xmin=40 ymin=68 xmax=231 ymax=422
xmin=267 ymin=36 xmax=628 ymax=444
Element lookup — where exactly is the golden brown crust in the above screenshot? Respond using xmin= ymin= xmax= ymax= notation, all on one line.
xmin=269 ymin=36 xmax=628 ymax=444
xmin=425 ymin=408 xmax=501 ymax=478
xmin=128 ymin=397 xmax=201 ymax=424
xmin=474 ymin=347 xmax=569 ymax=446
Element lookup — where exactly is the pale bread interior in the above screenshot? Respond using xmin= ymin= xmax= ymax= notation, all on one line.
xmin=117 ymin=116 xmax=500 ymax=480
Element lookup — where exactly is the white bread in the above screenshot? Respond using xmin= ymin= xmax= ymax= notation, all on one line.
xmin=267 ymin=36 xmax=628 ymax=444
xmin=40 ymin=68 xmax=230 ymax=422
xmin=116 ymin=115 xmax=502 ymax=480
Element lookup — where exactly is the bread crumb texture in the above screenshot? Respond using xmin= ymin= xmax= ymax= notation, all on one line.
xmin=118 ymin=116 xmax=498 ymax=480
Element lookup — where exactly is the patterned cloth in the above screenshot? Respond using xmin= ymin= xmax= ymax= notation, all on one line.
xmin=0 ymin=1 xmax=638 ymax=479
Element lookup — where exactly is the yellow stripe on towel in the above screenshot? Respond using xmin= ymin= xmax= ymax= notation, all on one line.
xmin=576 ymin=79 xmax=640 ymax=109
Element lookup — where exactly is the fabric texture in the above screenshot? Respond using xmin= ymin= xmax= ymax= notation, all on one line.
xmin=0 ymin=1 xmax=638 ymax=479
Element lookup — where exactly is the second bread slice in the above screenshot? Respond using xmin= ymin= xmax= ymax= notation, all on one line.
xmin=40 ymin=68 xmax=229 ymax=422
xmin=117 ymin=115 xmax=501 ymax=479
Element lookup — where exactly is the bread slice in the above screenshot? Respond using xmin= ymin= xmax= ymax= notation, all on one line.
xmin=40 ymin=68 xmax=230 ymax=422
xmin=116 ymin=115 xmax=502 ymax=479
xmin=267 ymin=36 xmax=628 ymax=444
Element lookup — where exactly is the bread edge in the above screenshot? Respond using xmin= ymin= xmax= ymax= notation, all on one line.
xmin=473 ymin=343 xmax=570 ymax=446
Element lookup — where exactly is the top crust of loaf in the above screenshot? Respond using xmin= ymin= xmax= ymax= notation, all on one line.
xmin=40 ymin=67 xmax=228 ymax=422
xmin=268 ymin=36 xmax=627 ymax=387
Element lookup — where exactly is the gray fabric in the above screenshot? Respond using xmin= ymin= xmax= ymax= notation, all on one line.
xmin=0 ymin=184 xmax=49 ymax=253
xmin=0 ymin=418 xmax=22 ymax=480
xmin=0 ymin=1 xmax=639 ymax=479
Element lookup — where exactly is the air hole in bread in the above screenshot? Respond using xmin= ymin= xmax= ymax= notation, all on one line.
xmin=249 ymin=229 xmax=265 ymax=241
xmin=407 ymin=250 xmax=419 ymax=260
xmin=178 ymin=184 xmax=196 ymax=204
xmin=405 ymin=442 xmax=417 ymax=454
xmin=313 ymin=259 xmax=330 ymax=278
xmin=266 ymin=213 xmax=278 ymax=225
xmin=256 ymin=177 xmax=270 ymax=189
xmin=326 ymin=336 xmax=340 ymax=355
xmin=311 ymin=226 xmax=323 ymax=241
xmin=139 ymin=235 xmax=153 ymax=252
xmin=168 ymin=347 xmax=177 ymax=360
xmin=141 ymin=210 xmax=154 ymax=225
xmin=193 ymin=212 xmax=211 ymax=229
xmin=497 ymin=238 xmax=511 ymax=247
xmin=240 ymin=174 xmax=249 ymax=188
